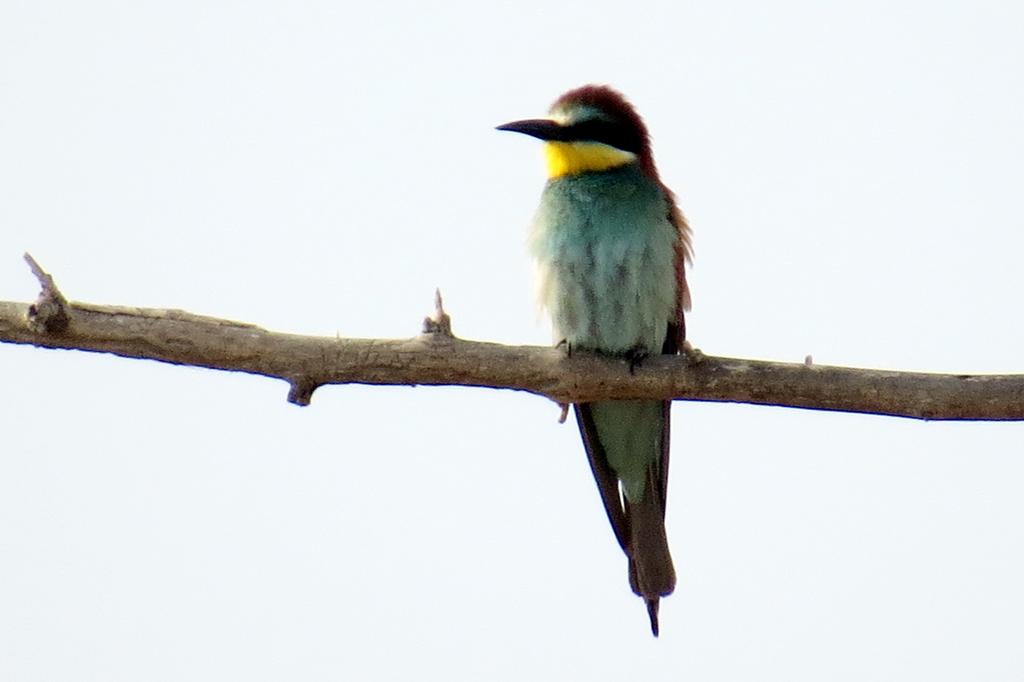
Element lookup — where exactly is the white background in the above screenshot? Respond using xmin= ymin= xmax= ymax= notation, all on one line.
xmin=2 ymin=1 xmax=1023 ymax=680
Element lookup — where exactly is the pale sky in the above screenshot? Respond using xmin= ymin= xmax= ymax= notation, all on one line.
xmin=2 ymin=1 xmax=1023 ymax=680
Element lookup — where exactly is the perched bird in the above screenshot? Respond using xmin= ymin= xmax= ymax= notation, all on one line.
xmin=498 ymin=85 xmax=691 ymax=636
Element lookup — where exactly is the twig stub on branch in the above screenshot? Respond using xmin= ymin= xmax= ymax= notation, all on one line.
xmin=23 ymin=253 xmax=70 ymax=334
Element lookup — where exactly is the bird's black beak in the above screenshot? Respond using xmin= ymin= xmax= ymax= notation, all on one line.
xmin=496 ymin=118 xmax=566 ymax=142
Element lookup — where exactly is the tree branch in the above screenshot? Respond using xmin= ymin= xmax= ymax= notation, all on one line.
xmin=2 ymin=255 xmax=1022 ymax=420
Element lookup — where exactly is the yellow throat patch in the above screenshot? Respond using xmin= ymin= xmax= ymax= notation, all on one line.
xmin=544 ymin=141 xmax=637 ymax=178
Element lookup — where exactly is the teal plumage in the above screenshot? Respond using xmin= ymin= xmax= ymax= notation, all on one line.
xmin=499 ymin=85 xmax=691 ymax=636
xmin=529 ymin=164 xmax=679 ymax=359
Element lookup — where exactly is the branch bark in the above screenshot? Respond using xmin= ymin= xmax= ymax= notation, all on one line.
xmin=2 ymin=255 xmax=1022 ymax=420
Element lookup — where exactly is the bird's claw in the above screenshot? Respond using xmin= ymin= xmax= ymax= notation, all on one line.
xmin=682 ymin=341 xmax=705 ymax=365
xmin=625 ymin=346 xmax=649 ymax=374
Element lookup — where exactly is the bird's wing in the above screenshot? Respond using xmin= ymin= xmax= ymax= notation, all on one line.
xmin=658 ymin=190 xmax=691 ymax=507
xmin=574 ymin=403 xmax=629 ymax=552
xmin=664 ymin=185 xmax=692 ymax=344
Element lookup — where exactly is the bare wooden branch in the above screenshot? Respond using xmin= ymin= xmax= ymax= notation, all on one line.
xmin=1 ymin=257 xmax=1023 ymax=420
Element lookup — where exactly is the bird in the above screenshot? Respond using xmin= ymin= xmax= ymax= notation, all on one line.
xmin=497 ymin=85 xmax=692 ymax=636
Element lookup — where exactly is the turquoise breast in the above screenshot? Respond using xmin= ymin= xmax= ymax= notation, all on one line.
xmin=528 ymin=164 xmax=678 ymax=354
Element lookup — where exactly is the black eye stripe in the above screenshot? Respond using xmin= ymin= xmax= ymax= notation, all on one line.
xmin=561 ymin=119 xmax=643 ymax=154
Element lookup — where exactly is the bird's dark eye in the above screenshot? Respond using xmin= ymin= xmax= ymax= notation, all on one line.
xmin=565 ymin=119 xmax=643 ymax=154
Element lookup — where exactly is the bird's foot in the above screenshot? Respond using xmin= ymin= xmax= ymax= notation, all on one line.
xmin=555 ymin=338 xmax=573 ymax=357
xmin=682 ymin=340 xmax=705 ymax=365
xmin=625 ymin=346 xmax=649 ymax=374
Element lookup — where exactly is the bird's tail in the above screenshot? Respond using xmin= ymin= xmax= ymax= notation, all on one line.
xmin=626 ymin=470 xmax=676 ymax=637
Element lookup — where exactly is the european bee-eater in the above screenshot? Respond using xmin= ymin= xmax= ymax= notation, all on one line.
xmin=498 ymin=85 xmax=691 ymax=636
